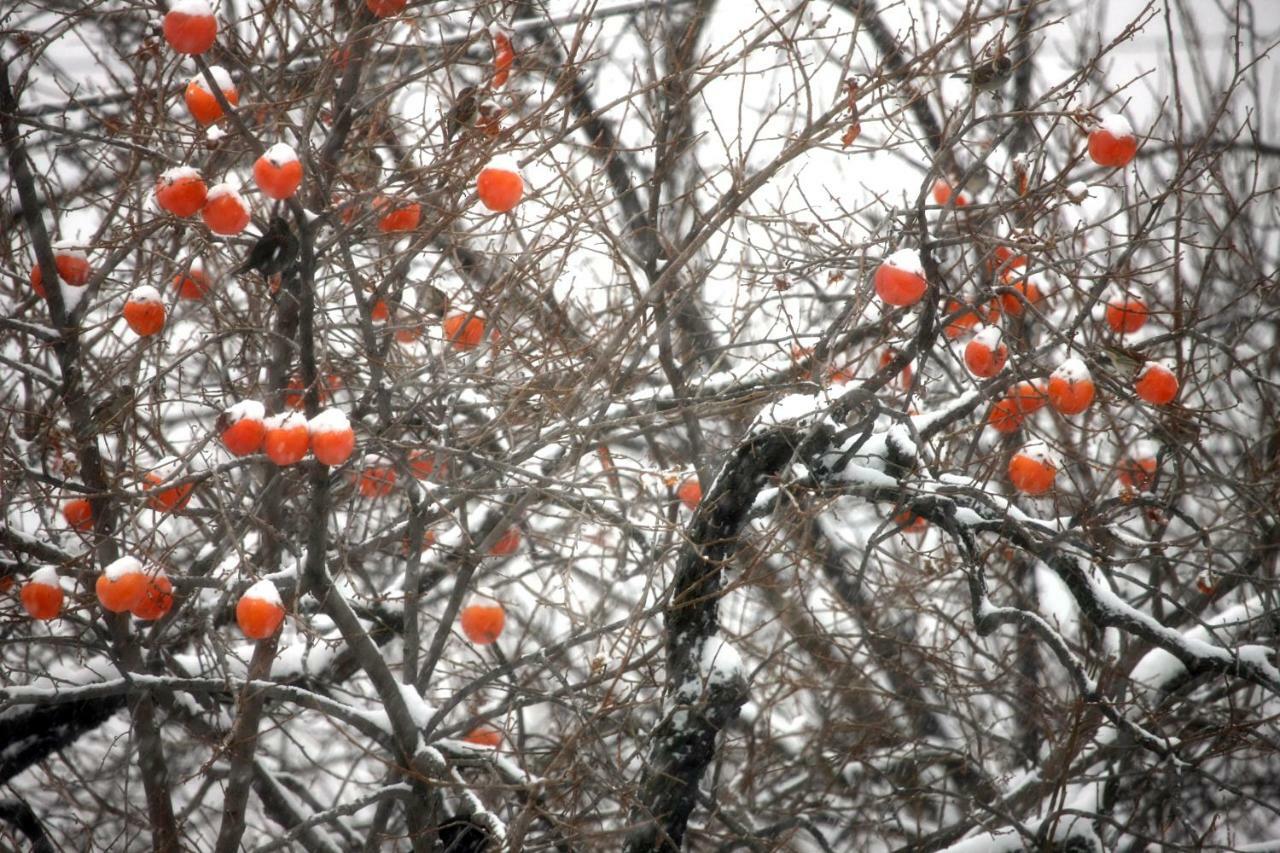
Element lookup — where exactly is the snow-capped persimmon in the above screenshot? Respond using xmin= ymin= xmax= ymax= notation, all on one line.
xmin=932 ymin=178 xmax=968 ymax=207
xmin=943 ymin=300 xmax=982 ymax=340
xmin=155 ymin=167 xmax=208 ymax=217
xmin=184 ymin=67 xmax=237 ymax=125
xmin=1135 ymin=361 xmax=1179 ymax=405
xmin=122 ymin=285 xmax=166 ymax=336
xmin=365 ymin=0 xmax=406 ymax=17
xmin=21 ymin=567 xmax=63 ymax=621
xmin=460 ymin=591 xmax=506 ymax=644
xmin=253 ymin=143 xmax=303 ymax=200
xmin=464 ymin=725 xmax=503 ymax=748
xmin=477 ymin=166 xmax=524 ymax=213
xmin=374 ymin=197 xmax=420 ymax=233
xmin=395 ymin=322 xmax=422 ymax=344
xmin=874 ymin=248 xmax=928 ymax=307
xmin=357 ymin=455 xmax=397 ymax=498
xmin=1047 ymin=358 xmax=1096 ymax=416
xmin=369 ymin=299 xmax=391 ymax=323
xmin=1088 ymin=114 xmax=1139 ymax=168
xmin=1118 ymin=455 xmax=1158 ymax=493
xmin=489 ymin=528 xmax=521 ymax=557
xmin=202 ymin=183 xmax=251 ymax=235
xmin=163 ymin=0 xmax=217 ymax=55
xmin=1106 ymin=297 xmax=1148 ymax=334
xmin=309 ymin=409 xmax=355 ymax=466
xmin=144 ymin=469 xmax=193 ymax=512
xmin=96 ymin=556 xmax=148 ymax=613
xmin=677 ymin=476 xmax=702 ymax=510
xmin=174 ymin=260 xmax=210 ymax=299
xmin=443 ymin=311 xmax=486 ymax=351
xmin=1008 ymin=445 xmax=1057 ymax=496
xmin=29 ymin=244 xmax=91 ymax=297
xmin=1195 ymin=571 xmax=1218 ymax=596
xmin=491 ymin=28 xmax=514 ymax=88
xmin=63 ymin=497 xmax=94 ymax=531
xmin=964 ymin=326 xmax=1007 ymax=378
xmin=998 ymin=277 xmax=1043 ymax=317
xmin=237 ymin=579 xmax=285 ymax=640
xmin=263 ymin=412 xmax=310 ymax=466
xmin=218 ymin=400 xmax=266 ymax=457
xmin=131 ymin=569 xmax=174 ymax=621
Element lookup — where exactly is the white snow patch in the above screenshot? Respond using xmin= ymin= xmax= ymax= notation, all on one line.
xmin=205 ymin=182 xmax=247 ymax=204
xmin=1052 ymin=357 xmax=1091 ymax=383
xmin=261 ymin=142 xmax=298 ymax=165
xmin=1097 ymin=113 xmax=1135 ymax=139
xmin=191 ymin=65 xmax=233 ymax=91
xmin=242 ymin=578 xmax=282 ymax=605
xmin=104 ymin=556 xmax=143 ymax=580
xmin=224 ymin=399 xmax=264 ymax=423
xmin=265 ymin=411 xmax=307 ymax=431
xmin=397 ymin=682 xmax=435 ymax=728
xmin=29 ymin=566 xmax=62 ymax=588
xmin=168 ymin=0 xmax=212 ymax=14
xmin=128 ymin=284 xmax=162 ymax=303
xmin=882 ymin=247 xmax=924 ymax=277
xmin=308 ymin=408 xmax=350 ymax=434
xmin=700 ymin=638 xmax=743 ymax=685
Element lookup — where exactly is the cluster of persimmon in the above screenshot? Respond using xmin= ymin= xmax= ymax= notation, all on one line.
xmin=218 ymin=401 xmax=356 ymax=467
xmin=95 ymin=556 xmax=174 ymax=620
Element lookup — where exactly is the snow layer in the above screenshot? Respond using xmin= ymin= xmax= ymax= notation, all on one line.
xmin=104 ymin=556 xmax=143 ymax=580
xmin=308 ymin=408 xmax=350 ymax=434
xmin=243 ymin=578 xmax=282 ymax=605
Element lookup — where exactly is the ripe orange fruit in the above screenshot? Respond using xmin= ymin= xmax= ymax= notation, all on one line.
xmin=443 ymin=311 xmax=486 ymax=351
xmin=676 ymin=476 xmax=702 ymax=510
xmin=184 ymin=67 xmax=237 ymax=125
xmin=932 ymin=178 xmax=968 ymax=207
xmin=1088 ymin=115 xmax=1139 ymax=168
xmin=408 ymin=450 xmax=444 ymax=480
xmin=237 ymin=579 xmax=285 ymax=640
xmin=460 ymin=592 xmax=506 ymax=644
xmin=1135 ymin=361 xmax=1178 ymax=405
xmin=477 ymin=166 xmax=524 ymax=212
xmin=96 ymin=556 xmax=148 ymax=613
xmin=357 ymin=456 xmax=397 ymax=497
xmin=943 ymin=300 xmax=982 ymax=340
xmin=987 ymin=380 xmax=1046 ymax=433
xmin=874 ymin=249 xmax=927 ymax=307
xmin=131 ymin=570 xmax=174 ymax=621
xmin=964 ymin=327 xmax=1007 ymax=378
xmin=365 ymin=0 xmax=406 ymax=16
xmin=122 ymin=285 xmax=166 ymax=336
xmin=309 ymin=408 xmax=356 ymax=466
xmin=1047 ymin=358 xmax=1095 ymax=416
xmin=1105 ymin=298 xmax=1147 ymax=334
xmin=155 ymin=167 xmax=208 ymax=217
xmin=464 ymin=725 xmax=503 ymax=748
xmin=374 ymin=197 xmax=420 ymax=233
xmin=63 ymin=497 xmax=94 ymax=531
xmin=998 ymin=277 xmax=1043 ymax=317
xmin=895 ymin=509 xmax=927 ymax=534
xmin=174 ymin=262 xmax=210 ymax=299
xmin=1008 ymin=445 xmax=1056 ymax=495
xmin=489 ymin=528 xmax=521 ymax=557
xmin=987 ymin=244 xmax=1027 ymax=274
xmin=21 ymin=567 xmax=63 ymax=621
xmin=163 ymin=0 xmax=217 ymax=55
xmin=369 ymin=299 xmax=391 ymax=323
xmin=263 ymin=412 xmax=310 ymax=465
xmin=29 ymin=245 xmax=91 ymax=297
xmin=219 ymin=400 xmax=266 ymax=456
xmin=253 ymin=143 xmax=303 ymax=200
xmin=491 ymin=28 xmax=514 ymax=88
xmin=202 ymin=184 xmax=252 ymax=235
xmin=1118 ymin=455 xmax=1158 ymax=493
xmin=144 ymin=470 xmax=193 ymax=512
